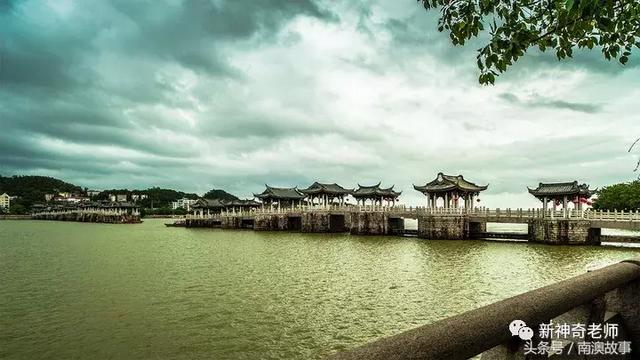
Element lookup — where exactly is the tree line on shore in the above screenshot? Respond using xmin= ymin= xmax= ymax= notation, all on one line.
xmin=0 ymin=175 xmax=237 ymax=215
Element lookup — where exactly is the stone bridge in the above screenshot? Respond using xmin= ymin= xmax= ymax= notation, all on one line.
xmin=183 ymin=205 xmax=640 ymax=245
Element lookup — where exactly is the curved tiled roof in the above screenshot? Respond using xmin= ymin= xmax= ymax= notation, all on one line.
xmin=414 ymin=173 xmax=488 ymax=193
xmin=192 ymin=198 xmax=261 ymax=209
xmin=352 ymin=183 xmax=401 ymax=198
xmin=253 ymin=185 xmax=306 ymax=200
xmin=528 ymin=181 xmax=595 ymax=197
xmin=299 ymin=182 xmax=354 ymax=195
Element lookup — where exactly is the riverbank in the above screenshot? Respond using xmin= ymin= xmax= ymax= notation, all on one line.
xmin=0 ymin=215 xmax=32 ymax=220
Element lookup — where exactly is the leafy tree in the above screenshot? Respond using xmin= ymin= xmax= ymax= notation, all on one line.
xmin=418 ymin=0 xmax=640 ymax=84
xmin=592 ymin=180 xmax=640 ymax=211
xmin=9 ymin=203 xmax=27 ymax=215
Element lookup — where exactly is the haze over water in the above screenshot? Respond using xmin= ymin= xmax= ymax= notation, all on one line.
xmin=2 ymin=219 xmax=640 ymax=359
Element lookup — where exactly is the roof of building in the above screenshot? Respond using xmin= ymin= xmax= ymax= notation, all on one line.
xmin=299 ymin=182 xmax=354 ymax=195
xmin=352 ymin=182 xmax=401 ymax=198
xmin=413 ymin=173 xmax=488 ymax=193
xmin=254 ymin=185 xmax=306 ymax=200
xmin=226 ymin=199 xmax=261 ymax=207
xmin=528 ymin=181 xmax=595 ymax=197
xmin=192 ymin=198 xmax=226 ymax=209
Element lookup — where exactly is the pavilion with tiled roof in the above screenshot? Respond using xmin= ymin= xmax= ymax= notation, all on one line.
xmin=528 ymin=181 xmax=595 ymax=211
xmin=413 ymin=172 xmax=488 ymax=209
xmin=254 ymin=185 xmax=306 ymax=208
xmin=352 ymin=183 xmax=401 ymax=206
xmin=299 ymin=182 xmax=353 ymax=206
xmin=191 ymin=198 xmax=261 ymax=216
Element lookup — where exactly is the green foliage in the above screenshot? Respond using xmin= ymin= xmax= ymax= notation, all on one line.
xmin=9 ymin=203 xmax=27 ymax=215
xmin=142 ymin=206 xmax=187 ymax=217
xmin=419 ymin=0 xmax=640 ymax=84
xmin=137 ymin=187 xmax=198 ymax=209
xmin=592 ymin=180 xmax=640 ymax=211
xmin=202 ymin=189 xmax=239 ymax=201
xmin=0 ymin=175 xmax=83 ymax=208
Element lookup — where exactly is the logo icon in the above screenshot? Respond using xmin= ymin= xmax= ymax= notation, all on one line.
xmin=509 ymin=320 xmax=534 ymax=340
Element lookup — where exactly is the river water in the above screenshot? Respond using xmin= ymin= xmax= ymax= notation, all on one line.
xmin=1 ymin=219 xmax=639 ymax=359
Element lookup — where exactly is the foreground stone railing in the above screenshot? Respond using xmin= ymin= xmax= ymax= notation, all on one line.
xmin=329 ymin=260 xmax=640 ymax=360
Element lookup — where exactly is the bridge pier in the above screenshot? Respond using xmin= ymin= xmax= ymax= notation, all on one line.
xmin=221 ymin=215 xmax=242 ymax=229
xmin=350 ymin=212 xmax=390 ymax=235
xmin=254 ymin=214 xmax=289 ymax=231
xmin=418 ymin=215 xmax=469 ymax=240
xmin=301 ymin=212 xmax=331 ymax=232
xmin=529 ymin=219 xmax=601 ymax=245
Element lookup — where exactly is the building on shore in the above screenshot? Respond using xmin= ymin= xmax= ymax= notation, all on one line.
xmin=299 ymin=182 xmax=353 ymax=206
xmin=528 ymin=181 xmax=595 ymax=211
xmin=0 ymin=193 xmax=10 ymax=210
xmin=172 ymin=198 xmax=197 ymax=211
xmin=413 ymin=172 xmax=488 ymax=209
xmin=86 ymin=190 xmax=102 ymax=197
xmin=351 ymin=183 xmax=401 ymax=206
xmin=254 ymin=185 xmax=306 ymax=209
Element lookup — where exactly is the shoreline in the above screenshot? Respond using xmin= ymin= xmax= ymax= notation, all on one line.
xmin=0 ymin=215 xmax=32 ymax=220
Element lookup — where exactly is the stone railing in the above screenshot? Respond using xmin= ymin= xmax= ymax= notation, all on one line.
xmin=329 ymin=260 xmax=640 ymax=360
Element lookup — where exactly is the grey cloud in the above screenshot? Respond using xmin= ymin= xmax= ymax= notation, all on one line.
xmin=0 ymin=0 xmax=637 ymax=208
xmin=499 ymin=93 xmax=603 ymax=114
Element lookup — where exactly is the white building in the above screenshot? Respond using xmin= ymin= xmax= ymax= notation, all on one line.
xmin=86 ymin=190 xmax=101 ymax=197
xmin=0 ymin=193 xmax=10 ymax=209
xmin=172 ymin=198 xmax=196 ymax=210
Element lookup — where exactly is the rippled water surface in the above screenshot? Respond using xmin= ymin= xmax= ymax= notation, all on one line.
xmin=2 ymin=219 xmax=640 ymax=359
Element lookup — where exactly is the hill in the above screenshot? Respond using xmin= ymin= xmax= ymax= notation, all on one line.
xmin=203 ymin=189 xmax=239 ymax=201
xmin=0 ymin=175 xmax=83 ymax=205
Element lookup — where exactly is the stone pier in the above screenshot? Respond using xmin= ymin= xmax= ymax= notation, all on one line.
xmin=251 ymin=212 xmax=350 ymax=232
xmin=529 ymin=218 xmax=601 ymax=245
xmin=254 ymin=214 xmax=288 ymax=231
xmin=350 ymin=212 xmax=390 ymax=235
xmin=418 ymin=215 xmax=469 ymax=240
xmin=185 ymin=218 xmax=221 ymax=227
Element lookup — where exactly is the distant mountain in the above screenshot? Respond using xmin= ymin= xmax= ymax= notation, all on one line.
xmin=0 ymin=175 xmax=83 ymax=204
xmin=203 ymin=189 xmax=239 ymax=201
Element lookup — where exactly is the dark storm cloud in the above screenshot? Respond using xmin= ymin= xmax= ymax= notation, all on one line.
xmin=0 ymin=0 xmax=333 ymax=182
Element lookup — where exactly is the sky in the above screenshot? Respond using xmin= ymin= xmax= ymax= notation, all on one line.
xmin=0 ymin=0 xmax=638 ymax=208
